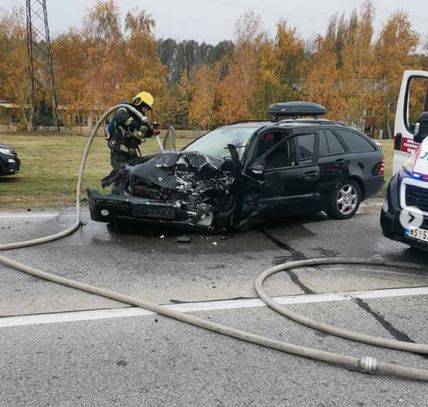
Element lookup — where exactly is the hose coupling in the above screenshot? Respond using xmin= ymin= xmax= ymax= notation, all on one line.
xmin=358 ymin=356 xmax=378 ymax=374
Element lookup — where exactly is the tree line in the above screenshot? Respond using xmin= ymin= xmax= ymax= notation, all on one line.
xmin=0 ymin=0 xmax=427 ymax=135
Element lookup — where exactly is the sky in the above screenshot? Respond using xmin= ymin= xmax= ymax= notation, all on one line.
xmin=1 ymin=0 xmax=427 ymax=44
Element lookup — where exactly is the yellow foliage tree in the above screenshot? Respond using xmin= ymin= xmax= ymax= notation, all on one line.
xmin=122 ymin=9 xmax=168 ymax=122
xmin=0 ymin=7 xmax=30 ymax=129
xmin=216 ymin=12 xmax=263 ymax=123
xmin=339 ymin=1 xmax=376 ymax=127
xmin=189 ymin=65 xmax=219 ymax=128
xmin=304 ymin=36 xmax=344 ymax=119
xmin=374 ymin=11 xmax=420 ymax=136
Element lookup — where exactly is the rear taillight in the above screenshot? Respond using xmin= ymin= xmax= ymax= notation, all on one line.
xmin=378 ymin=155 xmax=385 ymax=176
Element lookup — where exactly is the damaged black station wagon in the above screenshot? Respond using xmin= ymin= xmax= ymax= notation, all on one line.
xmin=88 ymin=102 xmax=385 ymax=231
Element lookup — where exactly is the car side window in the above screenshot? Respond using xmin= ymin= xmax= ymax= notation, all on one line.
xmin=264 ymin=139 xmax=293 ymax=169
xmin=253 ymin=132 xmax=286 ymax=160
xmin=294 ymin=133 xmax=316 ymax=163
xmin=324 ymin=129 xmax=345 ymax=154
xmin=318 ymin=132 xmax=329 ymax=157
xmin=334 ymin=129 xmax=376 ymax=153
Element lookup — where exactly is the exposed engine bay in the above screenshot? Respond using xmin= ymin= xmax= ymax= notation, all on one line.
xmin=91 ymin=151 xmax=239 ymax=229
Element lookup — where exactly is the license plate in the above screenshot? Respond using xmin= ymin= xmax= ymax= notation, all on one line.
xmin=133 ymin=205 xmax=176 ymax=220
xmin=407 ymin=226 xmax=428 ymax=243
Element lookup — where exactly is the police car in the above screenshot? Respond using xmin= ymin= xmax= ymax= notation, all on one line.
xmin=381 ymin=112 xmax=428 ymax=251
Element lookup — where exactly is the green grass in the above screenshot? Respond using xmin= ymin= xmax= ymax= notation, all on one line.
xmin=0 ymin=133 xmax=189 ymax=209
xmin=0 ymin=134 xmax=394 ymax=210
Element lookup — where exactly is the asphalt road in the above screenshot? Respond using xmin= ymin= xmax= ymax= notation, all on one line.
xmin=0 ymin=202 xmax=427 ymax=406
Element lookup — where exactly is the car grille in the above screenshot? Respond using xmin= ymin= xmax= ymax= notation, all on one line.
xmin=405 ymin=184 xmax=428 ymax=213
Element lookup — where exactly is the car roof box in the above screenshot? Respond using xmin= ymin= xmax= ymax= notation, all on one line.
xmin=267 ymin=101 xmax=327 ymax=120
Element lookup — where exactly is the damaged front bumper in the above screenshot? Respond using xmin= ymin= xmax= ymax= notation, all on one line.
xmin=88 ymin=150 xmax=241 ymax=232
xmin=88 ymin=189 xmax=217 ymax=232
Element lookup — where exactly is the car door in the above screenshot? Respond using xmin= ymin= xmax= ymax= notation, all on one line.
xmin=243 ymin=129 xmax=320 ymax=217
xmin=317 ymin=128 xmax=349 ymax=193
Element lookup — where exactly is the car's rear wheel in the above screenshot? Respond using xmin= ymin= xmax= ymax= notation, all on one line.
xmin=326 ymin=180 xmax=361 ymax=219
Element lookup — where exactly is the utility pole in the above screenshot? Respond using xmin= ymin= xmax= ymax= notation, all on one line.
xmin=26 ymin=0 xmax=60 ymax=132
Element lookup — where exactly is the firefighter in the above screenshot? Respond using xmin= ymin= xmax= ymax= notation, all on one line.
xmin=107 ymin=91 xmax=160 ymax=170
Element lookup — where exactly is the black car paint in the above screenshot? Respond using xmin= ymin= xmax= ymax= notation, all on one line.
xmin=0 ymin=143 xmax=21 ymax=176
xmin=239 ymin=124 xmax=383 ymax=219
xmin=88 ymin=121 xmax=384 ymax=230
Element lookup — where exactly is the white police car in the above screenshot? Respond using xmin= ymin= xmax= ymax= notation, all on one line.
xmin=381 ymin=113 xmax=428 ymax=250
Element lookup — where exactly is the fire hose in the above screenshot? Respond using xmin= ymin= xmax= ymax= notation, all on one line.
xmin=0 ymin=105 xmax=427 ymax=381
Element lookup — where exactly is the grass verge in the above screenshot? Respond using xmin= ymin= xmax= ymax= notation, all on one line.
xmin=0 ymin=133 xmax=189 ymax=209
xmin=0 ymin=133 xmax=393 ymax=210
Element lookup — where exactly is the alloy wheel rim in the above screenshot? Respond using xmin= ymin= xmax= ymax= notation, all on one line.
xmin=337 ymin=184 xmax=358 ymax=215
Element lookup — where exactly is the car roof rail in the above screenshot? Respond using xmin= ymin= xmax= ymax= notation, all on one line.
xmin=277 ymin=119 xmax=348 ymax=127
xmin=228 ymin=120 xmax=272 ymax=125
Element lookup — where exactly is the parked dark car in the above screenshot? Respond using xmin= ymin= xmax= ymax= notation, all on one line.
xmin=88 ymin=102 xmax=385 ymax=231
xmin=0 ymin=142 xmax=21 ymax=176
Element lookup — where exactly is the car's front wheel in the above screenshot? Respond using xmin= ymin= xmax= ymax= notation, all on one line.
xmin=326 ymin=180 xmax=361 ymax=219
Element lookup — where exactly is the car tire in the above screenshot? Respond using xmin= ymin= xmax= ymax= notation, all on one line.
xmin=326 ymin=179 xmax=361 ymax=219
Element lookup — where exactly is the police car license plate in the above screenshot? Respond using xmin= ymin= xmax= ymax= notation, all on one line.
xmin=408 ymin=226 xmax=428 ymax=243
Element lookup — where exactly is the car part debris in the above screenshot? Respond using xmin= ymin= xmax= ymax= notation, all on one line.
xmin=177 ymin=235 xmax=191 ymax=243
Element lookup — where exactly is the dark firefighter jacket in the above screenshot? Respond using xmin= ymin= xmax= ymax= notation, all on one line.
xmin=107 ymin=104 xmax=155 ymax=154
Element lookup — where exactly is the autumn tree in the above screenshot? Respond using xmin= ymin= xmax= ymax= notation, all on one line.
xmin=122 ymin=8 xmax=168 ymax=122
xmin=339 ymin=1 xmax=376 ymax=127
xmin=304 ymin=36 xmax=344 ymax=119
xmin=0 ymin=7 xmax=30 ymax=129
xmin=163 ymin=72 xmax=194 ymax=127
xmin=189 ymin=65 xmax=220 ymax=128
xmin=374 ymin=11 xmax=420 ymax=136
xmin=52 ymin=30 xmax=87 ymax=114
xmin=81 ymin=0 xmax=125 ymax=110
xmin=254 ymin=19 xmax=305 ymax=118
xmin=216 ymin=12 xmax=264 ymax=123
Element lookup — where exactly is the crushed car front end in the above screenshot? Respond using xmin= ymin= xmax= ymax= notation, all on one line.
xmin=88 ymin=151 xmax=239 ymax=231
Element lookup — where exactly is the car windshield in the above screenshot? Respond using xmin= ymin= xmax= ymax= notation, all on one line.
xmin=182 ymin=125 xmax=261 ymax=160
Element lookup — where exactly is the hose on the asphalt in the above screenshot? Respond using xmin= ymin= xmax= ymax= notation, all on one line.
xmin=0 ymin=104 xmax=164 ymax=251
xmin=0 ymin=105 xmax=427 ymax=381
xmin=255 ymin=258 xmax=428 ymax=354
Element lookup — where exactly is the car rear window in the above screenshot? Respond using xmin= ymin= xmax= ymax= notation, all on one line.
xmin=335 ymin=129 xmax=375 ymax=153
xmin=324 ymin=129 xmax=345 ymax=155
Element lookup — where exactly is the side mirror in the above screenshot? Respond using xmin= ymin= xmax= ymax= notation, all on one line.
xmin=250 ymin=164 xmax=264 ymax=175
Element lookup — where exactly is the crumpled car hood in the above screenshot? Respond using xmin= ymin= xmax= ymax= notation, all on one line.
xmin=100 ymin=150 xmax=238 ymax=229
xmin=128 ymin=151 xmax=226 ymax=191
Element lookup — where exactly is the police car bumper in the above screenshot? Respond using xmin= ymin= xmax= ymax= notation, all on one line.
xmin=381 ymin=171 xmax=428 ymax=251
xmin=87 ymin=189 xmax=215 ymax=232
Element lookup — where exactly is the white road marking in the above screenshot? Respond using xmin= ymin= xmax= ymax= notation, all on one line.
xmin=360 ymin=268 xmax=428 ymax=279
xmin=0 ymin=212 xmax=59 ymax=219
xmin=1 ymin=286 xmax=428 ymax=329
xmin=319 ymin=267 xmax=428 ymax=279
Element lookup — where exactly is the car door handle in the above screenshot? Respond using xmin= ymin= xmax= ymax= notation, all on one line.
xmin=300 ymin=171 xmax=319 ymax=180
xmin=335 ymin=158 xmax=345 ymax=164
